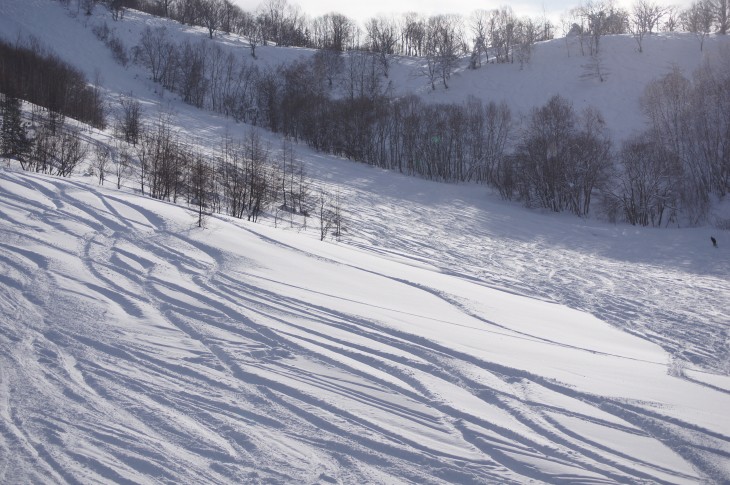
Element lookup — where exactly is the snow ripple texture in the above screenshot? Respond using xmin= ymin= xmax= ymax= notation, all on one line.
xmin=1 ymin=170 xmax=729 ymax=484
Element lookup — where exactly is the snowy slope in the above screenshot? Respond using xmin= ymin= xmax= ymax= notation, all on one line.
xmin=389 ymin=32 xmax=730 ymax=142
xmin=2 ymin=168 xmax=729 ymax=484
xmin=2 ymin=0 xmax=730 ymax=145
xmin=1 ymin=1 xmax=730 ymax=483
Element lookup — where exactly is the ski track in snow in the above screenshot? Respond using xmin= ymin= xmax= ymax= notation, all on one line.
xmin=1 ymin=170 xmax=729 ymax=484
xmin=324 ymin=166 xmax=730 ymax=376
xmin=0 ymin=2 xmax=729 ymax=481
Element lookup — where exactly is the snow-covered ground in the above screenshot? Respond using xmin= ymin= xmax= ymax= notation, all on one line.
xmin=2 ymin=168 xmax=729 ymax=484
xmin=3 ymin=0 xmax=729 ymax=145
xmin=1 ymin=0 xmax=730 ymax=483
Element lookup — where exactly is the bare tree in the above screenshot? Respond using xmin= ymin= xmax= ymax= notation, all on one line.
xmin=608 ymin=136 xmax=681 ymax=226
xmin=177 ymin=40 xmax=208 ymax=108
xmin=28 ymin=125 xmax=53 ymax=174
xmin=559 ymin=10 xmax=583 ymax=57
xmin=515 ymin=17 xmax=539 ymax=68
xmin=421 ymin=47 xmax=440 ymax=91
xmin=199 ymin=0 xmax=223 ymax=39
xmin=400 ymin=12 xmax=426 ymax=56
xmin=174 ymin=0 xmax=201 ymax=26
xmin=0 ymin=37 xmax=105 ymax=129
xmin=80 ymin=0 xmax=96 ymax=16
xmin=206 ymin=44 xmax=238 ymax=114
xmin=292 ymin=152 xmax=310 ymax=216
xmin=682 ymin=0 xmax=715 ymax=50
xmin=247 ymin=17 xmax=265 ymax=58
xmin=688 ymin=59 xmax=730 ymax=196
xmin=272 ymin=139 xmax=309 ymax=226
xmin=55 ymin=128 xmax=88 ymax=177
xmin=109 ymin=0 xmax=125 ymax=21
xmin=244 ymin=128 xmax=270 ymax=222
xmin=220 ymin=0 xmax=240 ymax=34
xmin=139 ymin=112 xmax=183 ymax=201
xmin=135 ymin=128 xmax=150 ymax=196
xmin=424 ymin=15 xmax=464 ymax=90
xmin=257 ymin=0 xmax=287 ymax=45
xmin=472 ymin=99 xmax=512 ymax=185
xmin=280 ymin=3 xmax=308 ymax=47
xmin=26 ymin=113 xmax=86 ymax=176
xmin=92 ymin=143 xmax=111 ymax=185
xmin=641 ymin=66 xmax=691 ymax=156
xmin=639 ymin=64 xmax=720 ymax=223
xmin=313 ymin=48 xmax=344 ymax=89
xmin=135 ymin=26 xmax=177 ymax=83
xmin=605 ymin=5 xmax=631 ymax=33
xmin=157 ymin=0 xmax=174 ymax=18
xmin=316 ymin=188 xmax=333 ymax=240
xmin=189 ymin=150 xmax=214 ymax=227
xmin=312 ymin=12 xmax=356 ymax=51
xmin=581 ymin=1 xmax=608 ymax=55
xmin=331 ymin=189 xmax=344 ymax=239
xmin=115 ymin=92 xmax=142 ymax=145
xmin=490 ymin=7 xmax=516 ymax=63
xmin=219 ymin=136 xmax=246 ymax=218
xmin=709 ymin=0 xmax=730 ymax=33
xmin=468 ymin=10 xmax=490 ymax=69
xmin=113 ymin=141 xmax=133 ymax=189
xmin=515 ymin=95 xmax=576 ymax=211
xmin=568 ymin=107 xmax=613 ymax=216
xmin=664 ymin=6 xmax=681 ymax=31
xmin=514 ymin=95 xmax=611 ymax=215
xmin=277 ymin=138 xmax=294 ymax=212
xmin=255 ymin=68 xmax=281 ymax=131
xmin=631 ymin=0 xmax=668 ymax=52
xmin=343 ymin=51 xmax=382 ymax=99
xmin=255 ymin=0 xmax=306 ymax=46
xmin=365 ymin=16 xmax=398 ymax=76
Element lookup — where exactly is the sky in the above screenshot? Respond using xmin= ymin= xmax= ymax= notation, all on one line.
xmin=231 ymin=0 xmax=693 ymax=29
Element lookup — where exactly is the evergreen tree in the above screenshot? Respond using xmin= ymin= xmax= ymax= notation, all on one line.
xmin=1 ymin=94 xmax=30 ymax=161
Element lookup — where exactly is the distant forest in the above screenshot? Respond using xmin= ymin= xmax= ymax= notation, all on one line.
xmin=0 ymin=38 xmax=105 ymax=129
xmin=2 ymin=0 xmax=729 ymax=229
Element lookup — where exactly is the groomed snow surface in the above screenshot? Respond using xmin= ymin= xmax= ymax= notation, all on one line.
xmin=1 ymin=0 xmax=730 ymax=482
xmin=1 ymin=166 xmax=729 ymax=484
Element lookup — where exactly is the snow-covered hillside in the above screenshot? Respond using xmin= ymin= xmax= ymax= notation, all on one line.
xmin=2 ymin=0 xmax=730 ymax=144
xmin=2 ymin=0 xmax=730 ymax=483
xmin=2 ymin=168 xmax=730 ymax=484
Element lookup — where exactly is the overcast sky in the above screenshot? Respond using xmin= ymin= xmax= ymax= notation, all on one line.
xmin=231 ymin=0 xmax=692 ymax=30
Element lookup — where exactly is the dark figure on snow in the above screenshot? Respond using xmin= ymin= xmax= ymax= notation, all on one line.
xmin=711 ymin=236 xmax=717 ymax=248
